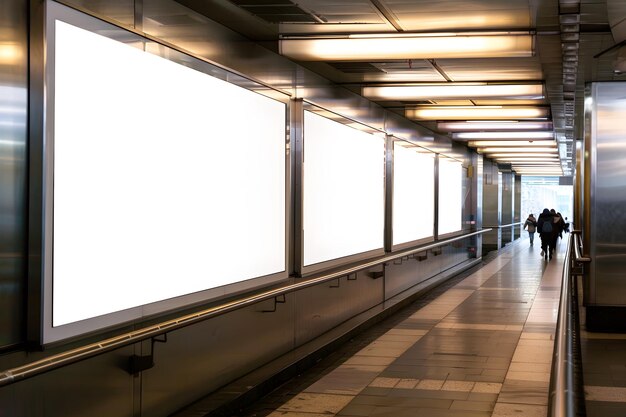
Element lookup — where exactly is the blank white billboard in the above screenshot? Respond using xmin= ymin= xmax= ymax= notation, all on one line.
xmin=392 ymin=143 xmax=435 ymax=246
xmin=51 ymin=20 xmax=286 ymax=327
xmin=437 ymin=157 xmax=463 ymax=236
xmin=303 ymin=111 xmax=385 ymax=267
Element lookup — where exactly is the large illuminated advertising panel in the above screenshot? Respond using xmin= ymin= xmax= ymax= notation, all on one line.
xmin=302 ymin=111 xmax=385 ymax=269
xmin=392 ymin=142 xmax=435 ymax=247
xmin=42 ymin=8 xmax=287 ymax=343
xmin=437 ymin=157 xmax=463 ymax=236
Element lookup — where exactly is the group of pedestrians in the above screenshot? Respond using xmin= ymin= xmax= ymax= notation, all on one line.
xmin=523 ymin=208 xmax=569 ymax=261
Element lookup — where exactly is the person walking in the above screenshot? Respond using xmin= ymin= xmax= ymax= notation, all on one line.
xmin=523 ymin=213 xmax=537 ymax=246
xmin=537 ymin=208 xmax=554 ymax=260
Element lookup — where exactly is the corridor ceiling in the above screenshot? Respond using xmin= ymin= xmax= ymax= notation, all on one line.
xmin=178 ymin=0 xmax=626 ymax=176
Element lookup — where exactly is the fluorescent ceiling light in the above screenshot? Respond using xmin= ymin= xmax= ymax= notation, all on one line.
xmin=452 ymin=131 xmax=553 ymax=140
xmin=468 ymin=140 xmax=556 ymax=147
xmin=406 ymin=106 xmax=549 ymax=120
xmin=517 ymin=172 xmax=563 ymax=176
xmin=487 ymin=153 xmax=558 ymax=158
xmin=279 ymin=33 xmax=533 ymax=61
xmin=438 ymin=121 xmax=553 ymax=131
xmin=362 ymin=83 xmax=543 ymax=101
xmin=477 ymin=147 xmax=557 ymax=154
xmin=498 ymin=158 xmax=559 ymax=163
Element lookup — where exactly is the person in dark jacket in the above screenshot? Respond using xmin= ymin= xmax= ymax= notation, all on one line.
xmin=537 ymin=208 xmax=554 ymax=260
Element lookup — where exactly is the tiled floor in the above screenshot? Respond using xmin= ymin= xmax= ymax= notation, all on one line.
xmin=237 ymin=237 xmax=566 ymax=417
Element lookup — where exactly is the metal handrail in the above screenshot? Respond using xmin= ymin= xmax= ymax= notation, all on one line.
xmin=0 ymin=229 xmax=491 ymax=387
xmin=548 ymin=234 xmax=586 ymax=417
xmin=572 ymin=231 xmax=591 ymax=263
xmin=483 ymin=221 xmax=523 ymax=228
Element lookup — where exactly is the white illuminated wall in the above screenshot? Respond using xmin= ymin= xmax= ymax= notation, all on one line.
xmin=52 ymin=21 xmax=286 ymax=326
xmin=303 ymin=111 xmax=385 ymax=266
xmin=392 ymin=143 xmax=435 ymax=246
xmin=437 ymin=157 xmax=463 ymax=235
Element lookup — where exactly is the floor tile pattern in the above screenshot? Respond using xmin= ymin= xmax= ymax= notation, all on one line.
xmin=237 ymin=238 xmax=566 ymax=417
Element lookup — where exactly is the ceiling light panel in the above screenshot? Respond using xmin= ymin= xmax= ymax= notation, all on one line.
xmin=362 ymin=83 xmax=543 ymax=101
xmin=452 ymin=131 xmax=554 ymax=140
xmin=486 ymin=153 xmax=559 ymax=158
xmin=406 ymin=106 xmax=549 ymax=120
xmin=498 ymin=158 xmax=559 ymax=162
xmin=279 ymin=33 xmax=533 ymax=61
xmin=438 ymin=121 xmax=553 ymax=132
xmin=478 ymin=147 xmax=558 ymax=154
xmin=468 ymin=140 xmax=556 ymax=147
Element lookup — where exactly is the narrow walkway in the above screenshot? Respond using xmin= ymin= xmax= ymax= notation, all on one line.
xmin=238 ymin=237 xmax=567 ymax=417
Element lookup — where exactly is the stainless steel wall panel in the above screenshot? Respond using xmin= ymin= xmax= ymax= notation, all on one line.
xmin=294 ymin=272 xmax=383 ymax=346
xmin=384 ymin=111 xmax=435 ymax=149
xmin=482 ymin=160 xmax=501 ymax=250
xmin=385 ymin=254 xmax=438 ymax=299
xmin=587 ymin=82 xmax=626 ymax=306
xmin=575 ymin=140 xmax=583 ymax=231
xmin=141 ymin=298 xmax=295 ymax=417
xmin=501 ymin=172 xmax=513 ymax=244
xmin=385 ymin=240 xmax=472 ymax=300
xmin=514 ymin=174 xmax=522 ymax=239
xmin=1 ymin=345 xmax=135 ymax=417
xmin=142 ymin=0 xmax=297 ymax=96
xmin=57 ymin=0 xmax=134 ymax=28
xmin=0 ymin=0 xmax=27 ymax=348
xmin=474 ymin=154 xmax=484 ymax=258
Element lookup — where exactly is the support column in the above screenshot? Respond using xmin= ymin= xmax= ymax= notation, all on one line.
xmin=482 ymin=159 xmax=501 ymax=253
xmin=514 ymin=174 xmax=522 ymax=240
xmin=500 ymin=170 xmax=514 ymax=245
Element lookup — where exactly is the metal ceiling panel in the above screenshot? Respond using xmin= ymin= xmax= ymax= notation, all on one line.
xmin=381 ymin=0 xmax=531 ymax=31
xmin=435 ymin=58 xmax=543 ymax=81
xmin=295 ymin=0 xmax=388 ymax=23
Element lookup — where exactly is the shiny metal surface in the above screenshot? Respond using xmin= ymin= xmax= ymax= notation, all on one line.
xmin=514 ymin=174 xmax=522 ymax=239
xmin=142 ymin=300 xmax=294 ymax=417
xmin=587 ymin=82 xmax=626 ymax=306
xmin=0 ymin=0 xmax=27 ymax=348
xmin=574 ymin=140 xmax=583 ymax=231
xmin=482 ymin=160 xmax=502 ymax=250
xmin=0 ymin=229 xmax=491 ymax=389
xmin=548 ymin=234 xmax=585 ymax=417
xmin=57 ymin=0 xmax=134 ymax=27
xmin=501 ymin=172 xmax=513 ymax=244
xmin=7 ymin=345 xmax=135 ymax=417
xmin=474 ymin=154 xmax=484 ymax=258
xmin=295 ymin=271 xmax=382 ymax=346
xmin=384 ymin=236 xmax=473 ymax=299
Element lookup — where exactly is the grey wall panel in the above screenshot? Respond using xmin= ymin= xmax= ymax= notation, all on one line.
xmin=501 ymin=172 xmax=513 ymax=244
xmin=294 ymin=272 xmax=383 ymax=347
xmin=474 ymin=154 xmax=484 ymax=258
xmin=385 ymin=253 xmax=441 ymax=299
xmin=385 ymin=242 xmax=472 ymax=300
xmin=0 ymin=0 xmax=28 ymax=348
xmin=141 ymin=298 xmax=294 ymax=417
xmin=514 ymin=175 xmax=522 ymax=239
xmin=588 ymin=82 xmax=626 ymax=306
xmin=482 ymin=160 xmax=501 ymax=250
xmin=58 ymin=0 xmax=134 ymax=27
xmin=1 ymin=345 xmax=135 ymax=417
